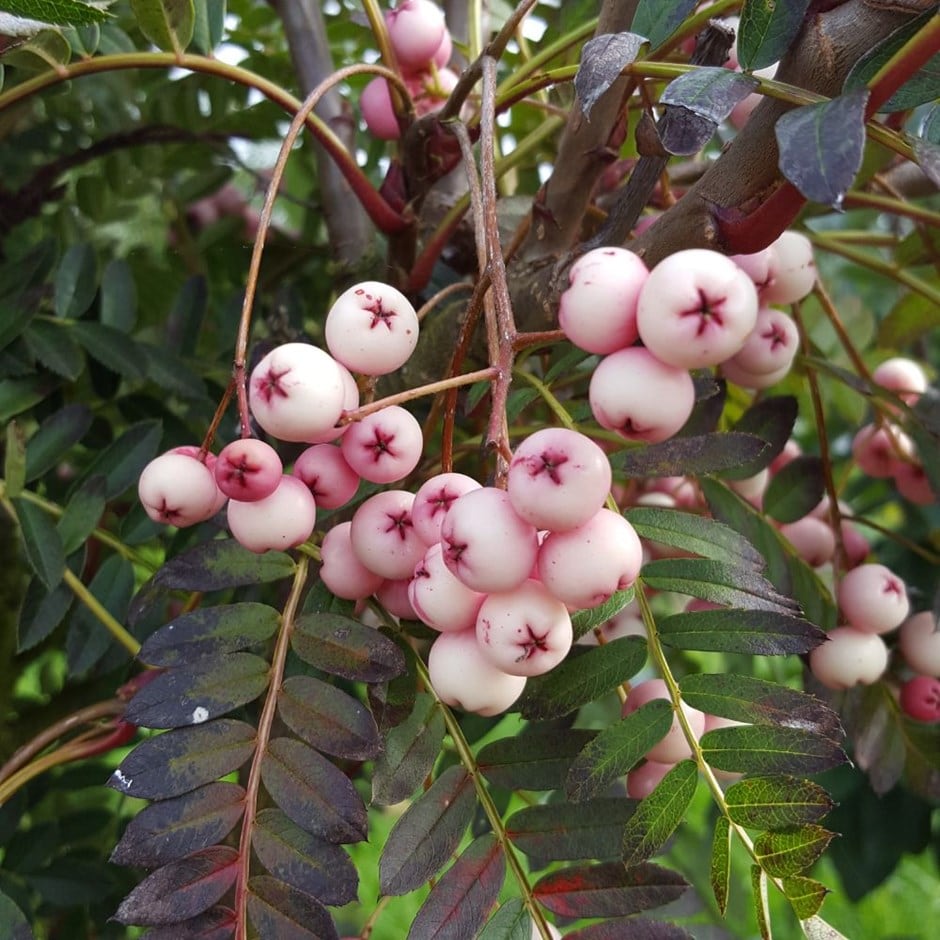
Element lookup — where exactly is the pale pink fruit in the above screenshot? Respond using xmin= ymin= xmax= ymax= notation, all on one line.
xmin=428 ymin=629 xmax=527 ymax=716
xmin=623 ymin=679 xmax=705 ymax=764
xmin=320 ymin=522 xmax=385 ymax=600
xmin=411 ymin=472 xmax=481 ymax=545
xmin=340 ymin=405 xmax=423 ymax=485
xmin=778 ymin=516 xmax=835 ymax=568
xmin=899 ymin=611 xmax=940 ymax=677
xmin=809 ymin=626 xmax=888 ymax=690
xmin=386 ymin=0 xmax=447 ymax=70
xmin=726 ymin=307 xmax=799 ymax=376
xmin=360 ymin=76 xmax=404 ymax=141
xmin=138 ymin=452 xmax=222 ymax=527
xmin=872 ymin=356 xmax=927 ymax=405
xmin=838 ymin=563 xmax=909 ymax=635
xmin=839 ymin=520 xmax=870 ymax=568
xmin=894 ymin=460 xmax=935 ymax=505
xmin=589 ymin=347 xmax=696 ymax=443
xmin=475 ymin=580 xmax=573 ymax=677
xmin=302 ymin=362 xmax=360 ymax=444
xmin=350 ymin=489 xmax=426 ymax=580
xmin=226 ymin=475 xmax=316 ymax=553
xmin=851 ymin=423 xmax=916 ymax=478
xmin=214 ymin=438 xmax=282 ymax=502
xmin=730 ymin=247 xmax=776 ymax=294
xmin=375 ymin=578 xmax=418 ymax=621
xmin=409 ymin=542 xmax=485 ymax=633
xmin=636 ymin=249 xmax=759 ymax=369
xmin=292 ymin=444 xmax=359 ymax=510
xmin=762 ymin=231 xmax=816 ymax=305
xmin=720 ymin=356 xmax=794 ymax=390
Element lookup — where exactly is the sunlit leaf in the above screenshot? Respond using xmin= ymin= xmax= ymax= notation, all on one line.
xmin=753 ymin=825 xmax=835 ymax=876
xmin=700 ymin=724 xmax=846 ymax=776
xmin=130 ymin=0 xmax=195 ymax=53
xmin=622 ymin=760 xmax=698 ymax=867
xmin=752 ymin=866 xmax=771 ymax=940
xmin=711 ymin=816 xmax=731 ymax=915
xmin=0 ymin=0 xmax=109 ymax=25
xmin=782 ymin=874 xmax=829 ymax=920
xmin=478 ymin=727 xmax=598 ymax=792
xmin=737 ymin=0 xmax=810 ymax=71
xmin=725 ymin=776 xmax=834 ymax=830
xmin=246 ymin=876 xmax=339 ymax=940
xmin=575 ymin=32 xmax=647 ymax=118
xmin=658 ymin=608 xmax=826 ymax=655
xmin=292 ymin=612 xmax=406 ymax=682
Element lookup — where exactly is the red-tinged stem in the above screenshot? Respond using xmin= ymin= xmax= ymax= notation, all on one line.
xmin=415 ymin=281 xmax=474 ymax=322
xmin=0 ymin=52 xmax=406 ymax=235
xmin=513 ymin=329 xmax=566 ymax=351
xmin=713 ymin=180 xmax=807 ymax=254
xmin=865 ymin=12 xmax=940 ymax=116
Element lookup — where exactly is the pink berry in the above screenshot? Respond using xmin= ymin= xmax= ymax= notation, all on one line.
xmin=557 ymin=247 xmax=648 ymax=355
xmin=837 ymin=563 xmax=909 ymax=635
xmin=762 ymin=231 xmax=816 ymax=305
xmin=808 ymin=626 xmax=888 ymax=690
xmin=851 ymin=423 xmax=916 ymax=479
xmin=726 ymin=307 xmax=800 ymax=376
xmin=349 ymin=490 xmax=426 ymax=580
xmin=900 ymin=676 xmax=940 ymax=722
xmin=138 ymin=451 xmax=222 ymax=527
xmin=226 ymin=475 xmax=316 ymax=553
xmin=893 ymin=460 xmax=935 ymax=505
xmin=214 ymin=438 xmax=283 ymax=502
xmin=340 ymin=405 xmax=423 ymax=484
xmin=292 ymin=444 xmax=360 ymax=510
xmin=302 ymin=362 xmax=361 ymax=444
xmin=325 ymin=281 xmax=419 ymax=376
xmin=411 ymin=472 xmax=481 ymax=545
xmin=720 ymin=356 xmax=794 ymax=390
xmin=248 ymin=343 xmax=346 ymax=443
xmin=778 ymin=516 xmax=836 ymax=568
xmin=731 ymin=248 xmax=776 ymax=294
xmin=589 ymin=347 xmax=696 ymax=443
xmin=475 ymin=580 xmax=573 ymax=677
xmin=873 ymin=356 xmax=927 ymax=406
xmin=507 ymin=428 xmax=612 ymax=532
xmin=375 ymin=578 xmax=418 ymax=621
xmin=361 ymin=76 xmax=404 ymax=141
xmin=636 ymin=248 xmax=759 ymax=369
xmin=898 ymin=611 xmax=940 ymax=677
xmin=409 ymin=543 xmax=486 ymax=633
xmin=623 ymin=679 xmax=705 ymax=764
xmin=320 ymin=522 xmax=385 ymax=600
xmin=386 ymin=0 xmax=447 ymax=70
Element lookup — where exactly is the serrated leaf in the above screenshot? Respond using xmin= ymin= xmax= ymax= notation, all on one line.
xmin=566 ymin=700 xmax=674 ymax=802
xmin=622 ymin=760 xmax=698 ymax=867
xmin=781 ymin=875 xmax=828 ymax=920
xmin=292 ymin=612 xmax=406 ymax=682
xmin=534 ymin=860 xmax=688 ymax=918
xmin=250 ymin=808 xmax=357 ymax=906
xmin=111 ymin=782 xmax=244 ymax=868
xmin=737 ymin=0 xmax=811 ymax=71
xmin=680 ymin=674 xmax=842 ymax=740
xmin=752 ymin=866 xmax=771 ymax=940
xmin=113 ymin=846 xmax=239 ymax=926
xmin=711 ymin=816 xmax=731 ymax=916
xmin=57 ymin=475 xmax=106 ymax=555
xmin=278 ymin=675 xmax=381 ymax=761
xmin=4 ymin=421 xmax=26 ymax=498
xmin=632 ymin=0 xmax=697 ymax=48
xmin=22 ymin=318 xmax=84 ymax=379
xmin=661 ymin=67 xmax=759 ymax=123
xmin=70 ymin=321 xmax=147 ymax=379
xmin=99 ymin=257 xmax=137 ymax=331
xmin=141 ymin=906 xmax=235 ymax=939
xmin=131 ymin=0 xmax=195 ymax=53
xmin=641 ymin=558 xmax=799 ymax=614
xmin=624 ymin=506 xmax=762 ymax=569
xmin=53 ymin=242 xmax=96 ymax=319
xmin=153 ymin=538 xmax=295 ymax=591
xmin=372 ymin=693 xmax=445 ymax=805
xmin=477 ymin=899 xmax=530 ymax=940
xmin=621 ymin=432 xmax=769 ymax=478
xmin=575 ymin=32 xmax=647 ymax=118
xmin=507 ymin=797 xmax=638 ymax=866
xmin=777 ymin=90 xmax=868 ymax=208
xmin=262 ymin=737 xmax=367 ymax=844
xmin=658 ymin=608 xmax=825 ymax=655
xmin=13 ymin=496 xmax=65 ymax=590
xmin=124 ymin=653 xmax=270 ymax=730
xmin=0 ymin=1 xmax=109 ymax=26
xmin=74 ymin=419 xmax=161 ymax=499
xmin=520 ymin=637 xmax=646 ymax=721
xmin=380 ymin=764 xmax=476 ymax=895
xmin=725 ymin=776 xmax=834 ymax=830
xmin=407 ymin=834 xmax=504 ymax=940
xmin=24 ymin=403 xmax=93 ymax=482
xmin=700 ymin=725 xmax=846 ymax=776
xmin=478 ymin=727 xmax=598 ymax=792
xmin=754 ymin=825 xmax=835 ymax=877
xmin=571 ymin=587 xmax=636 ymax=639
xmin=141 ymin=342 xmax=207 ymax=399
xmin=723 ymin=396 xmax=799 ymax=480
xmin=762 ymin=456 xmax=825 ymax=524
xmin=17 ymin=575 xmax=73 ymax=651
xmin=108 ymin=719 xmax=256 ymax=800
xmin=246 ymin=876 xmax=339 ymax=940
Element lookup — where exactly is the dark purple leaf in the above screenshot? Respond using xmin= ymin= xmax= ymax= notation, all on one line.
xmin=534 ymin=861 xmax=688 ymax=918
xmin=407 ymin=834 xmax=505 ymax=940
xmin=575 ymin=32 xmax=647 ymax=118
xmin=660 ymin=67 xmax=759 ymax=123
xmin=632 ymin=0 xmax=698 ymax=48
xmin=111 ymin=782 xmax=245 ymax=868
xmin=723 ymin=396 xmax=798 ymax=480
xmin=566 ymin=919 xmax=694 ymax=939
xmin=762 ymin=456 xmax=825 ymax=524
xmin=108 ymin=720 xmax=256 ymax=800
xmin=700 ymin=725 xmax=847 ymax=776
xmin=24 ymin=403 xmax=93 ymax=481
xmin=777 ymin=90 xmax=868 ymax=208
xmin=292 ymin=612 xmax=407 ymax=683
xmin=141 ymin=906 xmax=235 ymax=939
xmin=139 ymin=603 xmax=281 ymax=667
xmin=840 ymin=682 xmax=908 ymax=796
xmin=478 ymin=728 xmax=598 ymax=792
xmin=261 ymin=738 xmax=367 ymax=844
xmin=153 ymin=539 xmax=295 ymax=592
xmin=113 ymin=846 xmax=239 ymax=926
xmin=251 ymin=809 xmax=357 ymax=906
xmin=621 ymin=432 xmax=769 ymax=478
xmin=380 ymin=765 xmax=477 ymax=895
xmin=278 ymin=675 xmax=381 ymax=761
xmin=124 ymin=653 xmax=270 ymax=730
xmin=246 ymin=876 xmax=340 ymax=940
xmin=737 ymin=0 xmax=811 ymax=71
xmin=657 ymin=608 xmax=826 ymax=655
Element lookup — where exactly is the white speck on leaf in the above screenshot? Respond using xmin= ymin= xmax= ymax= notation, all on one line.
xmin=191 ymin=706 xmax=210 ymax=724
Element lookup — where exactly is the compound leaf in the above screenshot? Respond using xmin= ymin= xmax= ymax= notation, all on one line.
xmin=478 ymin=727 xmax=598 ymax=792
xmin=700 ymin=725 xmax=846 ymax=776
xmin=725 ymin=776 xmax=834 ymax=830
xmin=153 ymin=539 xmax=295 ymax=591
xmin=622 ymin=760 xmax=698 ymax=867
xmin=246 ymin=876 xmax=339 ymax=940
xmin=658 ymin=608 xmax=825 ymax=655
xmin=292 ymin=612 xmax=406 ymax=682
xmin=753 ymin=825 xmax=835 ymax=877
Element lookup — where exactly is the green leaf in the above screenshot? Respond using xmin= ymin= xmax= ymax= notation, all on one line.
xmin=292 ymin=612 xmax=406 ymax=683
xmin=4 ymin=420 xmax=26 ymax=498
xmin=57 ymin=474 xmax=106 ymax=556
xmin=74 ymin=419 xmax=162 ymax=499
xmin=0 ymin=888 xmax=31 ymax=939
xmin=621 ymin=432 xmax=770 ymax=479
xmin=17 ymin=575 xmax=73 ymax=651
xmin=624 ymin=505 xmax=762 ymax=569
xmin=246 ymin=876 xmax=339 ymax=940
xmin=0 ymin=0 xmax=110 ymax=26
xmin=622 ymin=760 xmax=698 ymax=868
xmin=22 ymin=318 xmax=84 ymax=380
xmin=141 ymin=342 xmax=206 ymax=399
xmin=752 ymin=866 xmax=771 ymax=940
xmin=711 ymin=816 xmax=731 ymax=916
xmin=153 ymin=538 xmax=295 ymax=591
xmin=566 ymin=700 xmax=674 ymax=802
xmin=99 ymin=258 xmax=137 ymax=331
xmin=130 ymin=0 xmax=195 ymax=53
xmin=192 ymin=0 xmax=226 ymax=53
xmin=725 ymin=776 xmax=834 ymax=830
xmin=53 ymin=243 xmax=97 ymax=319
xmin=753 ymin=825 xmax=835 ymax=877
xmin=776 ymin=90 xmax=869 ymax=209
xmin=570 ymin=587 xmax=636 ymax=639
xmin=139 ymin=603 xmax=280 ymax=667
xmin=632 ymin=0 xmax=698 ymax=48
xmin=700 ymin=725 xmax=846 ymax=776
xmin=261 ymin=737 xmax=367 ymax=844
xmin=533 ymin=860 xmax=688 ymax=918
xmin=380 ymin=764 xmax=476 ymax=895
xmin=13 ymin=496 xmax=65 ymax=590
xmin=520 ymin=636 xmax=647 ymax=720
xmin=658 ymin=608 xmax=826 ymax=656
xmin=372 ymin=693 xmax=445 ymax=805
xmin=737 ymin=0 xmax=811 ymax=71
xmin=124 ymin=652 xmax=271 ymax=730
xmin=107 ymin=719 xmax=256 ymax=800
xmin=507 ymin=798 xmax=638 ymax=867
xmin=70 ymin=321 xmax=147 ymax=380
xmin=478 ymin=727 xmax=598 ymax=792
xmin=278 ymin=675 xmax=381 ymax=761
xmin=782 ymin=875 xmax=829 ymax=920
xmin=478 ymin=899 xmax=530 ymax=940
xmin=24 ymin=403 xmax=93 ymax=482
xmin=250 ymin=809 xmax=357 ymax=907
xmin=762 ymin=456 xmax=825 ymax=524
xmin=660 ymin=67 xmax=759 ymax=123
xmin=723 ymin=396 xmax=798 ymax=480
xmin=0 ymin=377 xmax=49 ymax=423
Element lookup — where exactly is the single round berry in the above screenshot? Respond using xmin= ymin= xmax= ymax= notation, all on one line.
xmin=340 ymin=405 xmax=423 ymax=485
xmin=873 ymin=356 xmax=928 ymax=406
xmin=899 ymin=675 xmax=940 ymax=723
xmin=778 ymin=516 xmax=836 ymax=568
xmin=361 ymin=76 xmax=404 ymax=141
xmin=720 ymin=356 xmax=794 ymax=390
xmin=837 ymin=563 xmax=909 ymax=635
xmin=808 ymin=626 xmax=888 ymax=690
xmin=138 ymin=451 xmax=222 ymax=527
xmin=898 ymin=611 xmax=940 ymax=677
xmin=349 ymin=489 xmax=426 ymax=580
xmin=411 ymin=472 xmax=481 ymax=545
xmin=375 ymin=578 xmax=418 ymax=621
xmin=623 ymin=679 xmax=705 ymax=764
xmin=292 ymin=444 xmax=359 ymax=510
xmin=851 ymin=423 xmax=916 ymax=479
xmin=762 ymin=230 xmax=817 ymax=305
xmin=320 ymin=521 xmax=385 ymax=600
xmin=214 ymin=438 xmax=283 ymax=502
xmin=226 ymin=475 xmax=316 ymax=553
xmin=409 ymin=542 xmax=486 ymax=633
xmin=386 ymin=0 xmax=448 ymax=70
xmin=726 ymin=307 xmax=799 ymax=376
xmin=302 ymin=362 xmax=361 ymax=444
xmin=894 ymin=460 xmax=935 ymax=506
